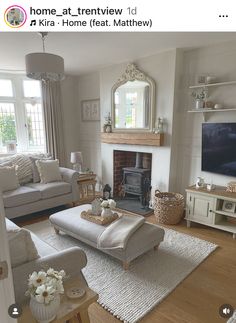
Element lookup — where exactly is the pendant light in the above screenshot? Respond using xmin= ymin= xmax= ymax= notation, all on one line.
xmin=25 ymin=32 xmax=64 ymax=82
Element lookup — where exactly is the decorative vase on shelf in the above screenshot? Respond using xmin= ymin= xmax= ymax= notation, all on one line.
xmin=195 ymin=99 xmax=204 ymax=110
xmin=105 ymin=125 xmax=112 ymax=133
xmin=101 ymin=207 xmax=112 ymax=218
xmin=30 ymin=294 xmax=60 ymax=323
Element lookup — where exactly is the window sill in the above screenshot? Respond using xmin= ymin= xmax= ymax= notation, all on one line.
xmin=0 ymin=150 xmax=46 ymax=157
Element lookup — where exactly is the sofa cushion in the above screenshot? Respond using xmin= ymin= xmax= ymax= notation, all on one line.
xmin=0 ymin=165 xmax=20 ymax=192
xmin=0 ymin=153 xmax=51 ymax=185
xmin=26 ymin=182 xmax=71 ymax=199
xmin=29 ymin=156 xmax=52 ymax=183
xmin=3 ymin=186 xmax=41 ymax=207
xmin=36 ymin=159 xmax=62 ymax=184
xmin=5 ymin=219 xmax=39 ymax=268
xmin=11 ymin=154 xmax=33 ymax=184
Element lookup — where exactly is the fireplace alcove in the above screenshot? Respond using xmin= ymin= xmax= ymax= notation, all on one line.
xmin=113 ymin=150 xmax=152 ymax=216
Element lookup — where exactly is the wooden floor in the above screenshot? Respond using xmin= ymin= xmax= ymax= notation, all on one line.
xmin=17 ymin=207 xmax=236 ymax=323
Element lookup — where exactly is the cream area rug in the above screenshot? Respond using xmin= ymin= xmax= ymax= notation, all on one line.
xmin=26 ymin=220 xmax=217 ymax=323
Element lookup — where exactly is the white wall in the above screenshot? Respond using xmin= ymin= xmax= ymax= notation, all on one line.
xmin=175 ymin=41 xmax=236 ymax=193
xmin=100 ymin=50 xmax=177 ymax=197
xmin=64 ymin=40 xmax=236 ymax=196
xmin=169 ymin=49 xmax=185 ymax=192
xmin=61 ymin=75 xmax=80 ymax=167
xmin=77 ymin=72 xmax=102 ymax=185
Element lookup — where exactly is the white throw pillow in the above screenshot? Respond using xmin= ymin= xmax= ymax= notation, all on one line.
xmin=36 ymin=159 xmax=62 ymax=184
xmin=6 ymin=220 xmax=39 ymax=268
xmin=29 ymin=156 xmax=52 ymax=183
xmin=0 ymin=165 xmax=19 ymax=192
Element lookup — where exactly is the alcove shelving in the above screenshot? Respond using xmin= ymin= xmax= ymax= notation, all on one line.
xmin=189 ymin=80 xmax=236 ymax=89
xmin=187 ymin=108 xmax=236 ymax=122
xmin=188 ymin=80 xmax=236 ymax=121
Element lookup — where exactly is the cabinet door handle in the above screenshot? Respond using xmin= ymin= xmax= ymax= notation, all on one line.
xmin=209 ymin=209 xmax=212 ymax=213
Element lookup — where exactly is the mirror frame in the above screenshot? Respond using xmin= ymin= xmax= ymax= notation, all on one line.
xmin=111 ymin=63 xmax=155 ymax=132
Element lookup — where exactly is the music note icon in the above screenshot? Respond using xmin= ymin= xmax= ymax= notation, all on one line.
xmin=30 ymin=20 xmax=36 ymax=26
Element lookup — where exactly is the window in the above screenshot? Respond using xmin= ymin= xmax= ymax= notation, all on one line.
xmin=0 ymin=79 xmax=13 ymax=97
xmin=0 ymin=75 xmax=46 ymax=153
xmin=23 ymin=80 xmax=41 ymax=97
xmin=0 ymin=103 xmax=17 ymax=147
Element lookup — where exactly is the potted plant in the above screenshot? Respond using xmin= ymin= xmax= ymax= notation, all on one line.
xmin=103 ymin=112 xmax=112 ymax=133
xmin=191 ymin=89 xmax=207 ymax=109
xmin=26 ymin=268 xmax=66 ymax=323
xmin=100 ymin=199 xmax=116 ymax=217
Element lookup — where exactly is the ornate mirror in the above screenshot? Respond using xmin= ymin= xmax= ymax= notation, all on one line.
xmin=111 ymin=63 xmax=155 ymax=132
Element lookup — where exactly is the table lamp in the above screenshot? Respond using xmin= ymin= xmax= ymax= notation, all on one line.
xmin=70 ymin=152 xmax=83 ymax=172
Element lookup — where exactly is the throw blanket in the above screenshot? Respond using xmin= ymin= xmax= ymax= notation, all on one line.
xmin=97 ymin=215 xmax=145 ymax=250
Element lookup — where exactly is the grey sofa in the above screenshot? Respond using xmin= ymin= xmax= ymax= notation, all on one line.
xmin=4 ymin=167 xmax=79 ymax=219
xmin=0 ymin=154 xmax=79 ymax=219
xmin=6 ymin=218 xmax=88 ymax=305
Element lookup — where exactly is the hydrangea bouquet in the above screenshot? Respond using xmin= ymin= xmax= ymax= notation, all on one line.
xmin=26 ymin=268 xmax=66 ymax=304
xmin=100 ymin=198 xmax=116 ymax=209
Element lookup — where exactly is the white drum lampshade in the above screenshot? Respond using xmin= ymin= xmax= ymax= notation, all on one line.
xmin=25 ymin=52 xmax=64 ymax=82
xmin=70 ymin=152 xmax=83 ymax=172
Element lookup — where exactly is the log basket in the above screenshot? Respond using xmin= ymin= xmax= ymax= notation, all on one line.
xmin=154 ymin=190 xmax=184 ymax=225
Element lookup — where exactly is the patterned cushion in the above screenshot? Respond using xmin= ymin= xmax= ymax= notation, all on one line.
xmin=0 ymin=153 xmax=51 ymax=185
xmin=11 ymin=155 xmax=33 ymax=184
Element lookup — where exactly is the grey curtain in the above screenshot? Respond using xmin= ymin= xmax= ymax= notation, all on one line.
xmin=41 ymin=81 xmax=66 ymax=166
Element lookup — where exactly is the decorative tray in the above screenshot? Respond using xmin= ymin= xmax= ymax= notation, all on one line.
xmin=81 ymin=210 xmax=119 ymax=225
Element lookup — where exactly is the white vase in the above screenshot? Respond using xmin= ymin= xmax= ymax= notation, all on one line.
xmin=195 ymin=99 xmax=204 ymax=109
xmin=101 ymin=208 xmax=112 ymax=218
xmin=30 ymin=294 xmax=60 ymax=323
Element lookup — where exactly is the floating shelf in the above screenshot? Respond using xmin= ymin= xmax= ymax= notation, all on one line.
xmin=101 ymin=132 xmax=164 ymax=146
xmin=189 ymin=80 xmax=236 ymax=89
xmin=188 ymin=108 xmax=236 ymax=113
xmin=187 ymin=108 xmax=236 ymax=122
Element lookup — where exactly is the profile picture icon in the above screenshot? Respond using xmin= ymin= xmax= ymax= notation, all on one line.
xmin=4 ymin=5 xmax=27 ymax=28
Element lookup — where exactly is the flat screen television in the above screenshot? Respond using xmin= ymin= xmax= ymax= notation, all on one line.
xmin=202 ymin=123 xmax=236 ymax=177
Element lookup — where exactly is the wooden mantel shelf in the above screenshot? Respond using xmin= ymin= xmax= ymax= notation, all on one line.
xmin=101 ymin=132 xmax=164 ymax=146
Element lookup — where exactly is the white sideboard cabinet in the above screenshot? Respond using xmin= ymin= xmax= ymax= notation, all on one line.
xmin=186 ymin=185 xmax=236 ymax=239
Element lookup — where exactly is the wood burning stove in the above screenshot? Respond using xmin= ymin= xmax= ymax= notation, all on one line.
xmin=122 ymin=153 xmax=151 ymax=206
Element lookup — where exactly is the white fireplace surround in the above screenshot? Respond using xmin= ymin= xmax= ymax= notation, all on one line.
xmin=100 ymin=53 xmax=175 ymax=196
xmin=101 ymin=143 xmax=171 ymax=201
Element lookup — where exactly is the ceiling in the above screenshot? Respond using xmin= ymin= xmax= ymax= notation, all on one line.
xmin=1 ymin=32 xmax=236 ymax=75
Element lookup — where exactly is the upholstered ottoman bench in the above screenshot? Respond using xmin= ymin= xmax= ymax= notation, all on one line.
xmin=49 ymin=204 xmax=165 ymax=269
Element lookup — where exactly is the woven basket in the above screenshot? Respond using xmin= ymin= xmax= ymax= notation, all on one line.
xmin=154 ymin=190 xmax=184 ymax=225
